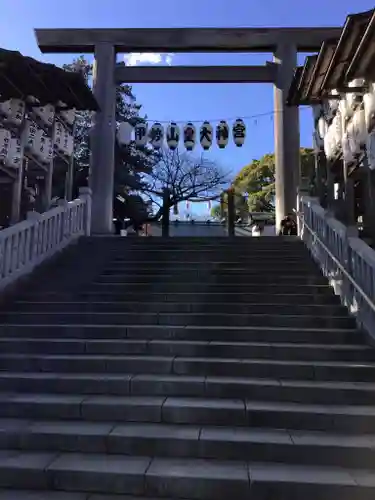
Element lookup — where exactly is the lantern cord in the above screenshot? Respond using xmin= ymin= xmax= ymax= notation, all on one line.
xmin=136 ymin=106 xmax=311 ymax=125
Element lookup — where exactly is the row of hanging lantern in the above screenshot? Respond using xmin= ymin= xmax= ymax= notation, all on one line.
xmin=0 ymin=97 xmax=75 ymax=169
xmin=117 ymin=119 xmax=246 ymax=151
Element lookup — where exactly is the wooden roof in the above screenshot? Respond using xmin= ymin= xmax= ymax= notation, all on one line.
xmin=0 ymin=48 xmax=99 ymax=111
xmin=287 ymin=9 xmax=375 ymax=106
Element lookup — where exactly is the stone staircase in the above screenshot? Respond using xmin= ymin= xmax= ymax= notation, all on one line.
xmin=0 ymin=236 xmax=374 ymax=499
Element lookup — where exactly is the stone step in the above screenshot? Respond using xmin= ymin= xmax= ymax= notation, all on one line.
xmin=1 ymin=393 xmax=375 ymax=432
xmin=0 ymin=325 xmax=361 ymax=344
xmin=0 ymin=311 xmax=355 ymax=329
xmin=13 ymin=301 xmax=347 ymax=317
xmin=103 ymin=260 xmax=318 ymax=269
xmin=0 ymin=451 xmax=371 ymax=499
xmin=101 ymin=265 xmax=320 ymax=275
xmin=0 ymin=338 xmax=370 ymax=361
xmin=16 ymin=291 xmax=340 ymax=305
xmin=0 ymin=491 xmax=88 ymax=500
xmin=3 ymin=419 xmax=375 ymax=469
xmin=0 ymin=373 xmax=374 ymax=404
xmin=95 ymin=273 xmax=327 ymax=284
xmin=86 ymin=282 xmax=333 ymax=294
xmin=0 ymin=354 xmax=373 ymax=381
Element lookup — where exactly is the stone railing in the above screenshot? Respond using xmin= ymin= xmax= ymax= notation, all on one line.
xmin=299 ymin=196 xmax=375 ymax=340
xmin=0 ymin=187 xmax=91 ymax=291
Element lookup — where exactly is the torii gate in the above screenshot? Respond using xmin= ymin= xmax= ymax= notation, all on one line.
xmin=34 ymin=27 xmax=340 ymax=234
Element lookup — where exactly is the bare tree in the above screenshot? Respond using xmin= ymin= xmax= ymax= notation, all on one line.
xmin=143 ymin=148 xmax=230 ymax=219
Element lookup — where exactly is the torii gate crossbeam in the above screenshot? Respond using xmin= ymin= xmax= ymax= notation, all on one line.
xmin=35 ymin=27 xmax=341 ymax=234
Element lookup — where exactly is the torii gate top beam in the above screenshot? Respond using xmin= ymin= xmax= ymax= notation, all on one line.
xmin=34 ymin=27 xmax=341 ymax=54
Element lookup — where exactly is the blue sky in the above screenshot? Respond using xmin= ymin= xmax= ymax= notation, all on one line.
xmin=0 ymin=0 xmax=373 ymax=216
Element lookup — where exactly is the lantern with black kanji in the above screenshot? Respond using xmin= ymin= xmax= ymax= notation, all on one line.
xmin=117 ymin=122 xmax=133 ymax=145
xmin=216 ymin=120 xmax=229 ymax=149
xmin=200 ymin=121 xmax=213 ymax=150
xmin=149 ymin=122 xmax=164 ymax=149
xmin=166 ymin=122 xmax=180 ymax=150
xmin=134 ymin=120 xmax=148 ymax=147
xmin=232 ymin=119 xmax=246 ymax=147
xmin=184 ymin=122 xmax=196 ymax=151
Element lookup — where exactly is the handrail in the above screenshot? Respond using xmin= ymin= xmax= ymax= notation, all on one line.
xmin=294 ymin=208 xmax=375 ymax=315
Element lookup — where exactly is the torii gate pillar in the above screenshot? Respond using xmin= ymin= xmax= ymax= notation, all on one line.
xmin=273 ymin=44 xmax=300 ymax=230
xmin=90 ymin=43 xmax=117 ymax=234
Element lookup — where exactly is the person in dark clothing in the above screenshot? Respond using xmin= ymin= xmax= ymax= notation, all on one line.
xmin=114 ymin=218 xmax=123 ymax=235
xmin=279 ymin=214 xmax=297 ymax=236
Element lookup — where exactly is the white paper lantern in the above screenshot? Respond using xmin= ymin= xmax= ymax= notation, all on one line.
xmin=149 ymin=122 xmax=163 ymax=149
xmin=216 ymin=120 xmax=229 ymax=149
xmin=134 ymin=121 xmax=148 ymax=147
xmin=200 ymin=121 xmax=213 ymax=150
xmin=184 ymin=122 xmax=196 ymax=151
xmin=0 ymin=128 xmax=11 ymax=162
xmin=23 ymin=120 xmax=40 ymax=157
xmin=331 ymin=112 xmax=343 ymax=153
xmin=367 ymin=130 xmax=375 ymax=170
xmin=53 ymin=121 xmax=66 ymax=153
xmin=323 ymin=126 xmax=334 ymax=160
xmin=38 ymin=134 xmax=53 ymax=164
xmin=0 ymin=99 xmax=25 ymax=127
xmin=232 ymin=119 xmax=246 ymax=147
xmin=347 ymin=121 xmax=358 ymax=156
xmin=117 ymin=122 xmax=133 ymax=145
xmin=63 ymin=133 xmax=74 ymax=157
xmin=33 ymin=104 xmax=55 ymax=127
xmin=4 ymin=137 xmax=22 ymax=168
xmin=318 ymin=117 xmax=328 ymax=139
xmin=352 ymin=108 xmax=367 ymax=147
xmin=166 ymin=122 xmax=180 ymax=150
xmin=342 ymin=132 xmax=354 ymax=164
xmin=60 ymin=108 xmax=76 ymax=126
xmin=347 ymin=79 xmax=365 ymax=110
xmin=364 ymin=84 xmax=375 ymax=132
xmin=327 ymin=89 xmax=339 ymax=115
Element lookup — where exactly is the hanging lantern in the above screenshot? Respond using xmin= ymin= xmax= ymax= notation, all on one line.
xmin=184 ymin=122 xmax=196 ymax=151
xmin=232 ymin=119 xmax=246 ymax=147
xmin=53 ymin=121 xmax=66 ymax=154
xmin=149 ymin=122 xmax=164 ymax=149
xmin=0 ymin=99 xmax=25 ymax=127
xmin=0 ymin=128 xmax=11 ymax=162
xmin=60 ymin=108 xmax=76 ymax=126
xmin=117 ymin=122 xmax=133 ymax=145
xmin=33 ymin=104 xmax=55 ymax=127
xmin=166 ymin=122 xmax=180 ymax=150
xmin=23 ymin=120 xmax=40 ymax=157
xmin=216 ymin=120 xmax=229 ymax=149
xmin=200 ymin=121 xmax=213 ymax=150
xmin=134 ymin=121 xmax=148 ymax=147
xmin=4 ymin=138 xmax=22 ymax=168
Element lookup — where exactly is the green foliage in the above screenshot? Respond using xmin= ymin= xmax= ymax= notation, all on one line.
xmin=232 ymin=148 xmax=314 ymax=214
xmin=210 ymin=204 xmax=221 ymax=218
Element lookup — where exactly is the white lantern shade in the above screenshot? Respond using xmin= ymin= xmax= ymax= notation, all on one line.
xmin=347 ymin=79 xmax=365 ymax=110
xmin=134 ymin=121 xmax=148 ymax=146
xmin=149 ymin=122 xmax=164 ymax=149
xmin=23 ymin=120 xmax=40 ymax=157
xmin=352 ymin=108 xmax=367 ymax=147
xmin=0 ymin=128 xmax=11 ymax=161
xmin=331 ymin=112 xmax=342 ymax=153
xmin=4 ymin=137 xmax=22 ymax=168
xmin=200 ymin=121 xmax=213 ymax=150
xmin=63 ymin=133 xmax=74 ymax=157
xmin=33 ymin=104 xmax=55 ymax=127
xmin=323 ymin=127 xmax=334 ymax=160
xmin=347 ymin=121 xmax=358 ymax=156
xmin=0 ymin=99 xmax=25 ymax=126
xmin=183 ymin=122 xmax=196 ymax=151
xmin=339 ymin=99 xmax=351 ymax=126
xmin=367 ymin=130 xmax=375 ymax=170
xmin=327 ymin=89 xmax=339 ymax=114
xmin=216 ymin=120 xmax=229 ymax=149
xmin=38 ymin=134 xmax=53 ymax=164
xmin=364 ymin=84 xmax=375 ymax=132
xmin=318 ymin=117 xmax=327 ymax=139
xmin=166 ymin=122 xmax=180 ymax=150
xmin=59 ymin=108 xmax=76 ymax=126
xmin=342 ymin=132 xmax=354 ymax=164
xmin=232 ymin=119 xmax=246 ymax=147
xmin=117 ymin=122 xmax=133 ymax=145
xmin=53 ymin=121 xmax=66 ymax=153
